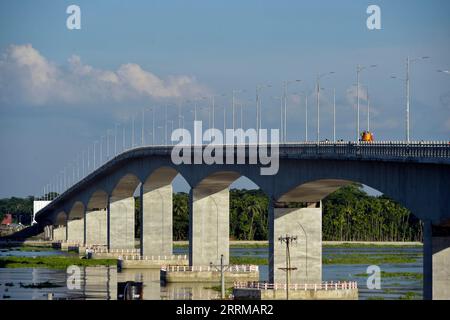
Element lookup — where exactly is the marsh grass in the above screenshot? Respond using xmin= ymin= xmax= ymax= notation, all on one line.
xmin=354 ymin=271 xmax=423 ymax=280
xmin=322 ymin=254 xmax=417 ymax=265
xmin=0 ymin=256 xmax=116 ymax=269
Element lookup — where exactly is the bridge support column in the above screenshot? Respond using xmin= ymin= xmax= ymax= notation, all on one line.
xmin=141 ymin=184 xmax=173 ymax=257
xmin=44 ymin=225 xmax=53 ymax=241
xmin=271 ymin=202 xmax=322 ymax=284
xmin=189 ymin=188 xmax=229 ymax=266
xmin=85 ymin=209 xmax=107 ymax=246
xmin=67 ymin=218 xmax=85 ymax=244
xmin=108 ymin=197 xmax=135 ymax=249
xmin=424 ymin=222 xmax=450 ymax=300
xmin=52 ymin=226 xmax=66 ymax=241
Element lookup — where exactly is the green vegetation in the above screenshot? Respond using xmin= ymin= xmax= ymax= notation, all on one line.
xmin=204 ymin=285 xmax=234 ymax=296
xmin=355 ymin=271 xmax=423 ymax=280
xmin=0 ymin=256 xmax=116 ymax=269
xmin=3 ymin=246 xmax=56 ymax=252
xmin=229 ymin=256 xmax=268 ymax=265
xmin=0 ymin=193 xmax=57 ymax=225
xmin=322 ymin=243 xmax=422 ymax=248
xmin=323 ymin=185 xmax=422 ymax=242
xmin=322 ymin=253 xmax=417 ymax=265
xmin=3 ymin=184 xmax=422 ymax=243
xmin=0 ymin=196 xmax=34 ymax=225
xmin=168 ymin=185 xmax=423 ymax=242
xmin=399 ymin=291 xmax=418 ymax=300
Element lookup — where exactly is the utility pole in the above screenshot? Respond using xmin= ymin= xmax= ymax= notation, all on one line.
xmin=278 ymin=234 xmax=298 ymax=300
xmin=210 ymin=254 xmax=230 ymax=299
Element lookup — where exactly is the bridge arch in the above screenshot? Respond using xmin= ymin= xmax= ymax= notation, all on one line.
xmin=85 ymin=190 xmax=109 ymax=246
xmin=51 ymin=211 xmax=68 ymax=241
xmin=140 ymin=166 xmax=188 ymax=256
xmin=190 ymin=170 xmax=270 ymax=266
xmin=109 ymin=173 xmax=141 ymax=249
xmin=67 ymin=201 xmax=85 ymax=243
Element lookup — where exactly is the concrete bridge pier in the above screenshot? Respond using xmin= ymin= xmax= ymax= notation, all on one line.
xmin=67 ymin=218 xmax=84 ymax=243
xmin=272 ymin=202 xmax=322 ymax=284
xmin=189 ymin=187 xmax=230 ymax=266
xmin=108 ymin=196 xmax=135 ymax=249
xmin=424 ymin=221 xmax=450 ymax=300
xmin=141 ymin=184 xmax=173 ymax=257
xmin=52 ymin=225 xmax=66 ymax=241
xmin=85 ymin=209 xmax=107 ymax=246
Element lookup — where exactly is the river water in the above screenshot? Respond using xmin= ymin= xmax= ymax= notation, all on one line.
xmin=0 ymin=246 xmax=422 ymax=300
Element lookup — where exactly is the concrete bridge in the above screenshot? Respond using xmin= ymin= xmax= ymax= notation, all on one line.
xmin=34 ymin=141 xmax=450 ymax=299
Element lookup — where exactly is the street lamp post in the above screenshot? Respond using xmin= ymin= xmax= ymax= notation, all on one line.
xmin=283 ymin=80 xmax=301 ymax=143
xmin=232 ymin=90 xmax=244 ymax=131
xmin=356 ymin=64 xmax=377 ymax=141
xmin=367 ymin=86 xmax=370 ymax=132
xmin=256 ymin=84 xmax=271 ymax=138
xmin=333 ymin=88 xmax=336 ymax=142
xmin=142 ymin=109 xmax=145 ymax=146
xmin=391 ymin=56 xmax=429 ymax=142
xmin=316 ymin=72 xmax=335 ymax=143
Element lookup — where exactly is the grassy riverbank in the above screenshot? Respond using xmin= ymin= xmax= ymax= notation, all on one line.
xmin=229 ymin=252 xmax=420 ymax=266
xmin=173 ymin=241 xmax=422 ymax=249
xmin=0 ymin=256 xmax=116 ymax=269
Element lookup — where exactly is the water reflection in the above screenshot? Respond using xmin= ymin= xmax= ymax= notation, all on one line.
xmin=0 ymin=246 xmax=423 ymax=300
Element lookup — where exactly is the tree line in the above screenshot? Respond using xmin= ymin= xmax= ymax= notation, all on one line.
xmin=172 ymin=185 xmax=423 ymax=242
xmin=2 ymin=185 xmax=423 ymax=242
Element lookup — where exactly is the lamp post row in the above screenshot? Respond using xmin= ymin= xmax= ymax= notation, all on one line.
xmin=42 ymin=59 xmax=444 ymax=200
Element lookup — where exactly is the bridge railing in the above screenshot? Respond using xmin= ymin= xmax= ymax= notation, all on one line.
xmin=37 ymin=141 xmax=449 ymax=218
xmin=161 ymin=265 xmax=259 ymax=273
xmin=120 ymin=254 xmax=188 ymax=261
xmin=282 ymin=141 xmax=450 ymax=158
xmin=233 ymin=281 xmax=358 ymax=291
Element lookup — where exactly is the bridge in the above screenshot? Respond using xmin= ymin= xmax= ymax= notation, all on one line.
xmin=34 ymin=141 xmax=450 ymax=300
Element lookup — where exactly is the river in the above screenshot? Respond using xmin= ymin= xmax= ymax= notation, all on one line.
xmin=0 ymin=245 xmax=422 ymax=300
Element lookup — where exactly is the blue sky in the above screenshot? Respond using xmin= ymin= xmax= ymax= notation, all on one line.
xmin=0 ymin=0 xmax=449 ymax=197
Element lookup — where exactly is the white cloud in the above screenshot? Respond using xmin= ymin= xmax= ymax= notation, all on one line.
xmin=0 ymin=44 xmax=209 ymax=107
xmin=346 ymin=85 xmax=368 ymax=108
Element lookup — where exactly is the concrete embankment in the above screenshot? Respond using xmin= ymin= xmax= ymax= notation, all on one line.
xmin=161 ymin=265 xmax=259 ymax=283
xmin=233 ymin=282 xmax=359 ymax=300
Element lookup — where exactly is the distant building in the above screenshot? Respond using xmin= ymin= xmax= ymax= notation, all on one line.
xmin=1 ymin=213 xmax=12 ymax=225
